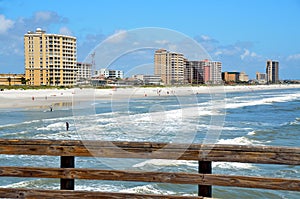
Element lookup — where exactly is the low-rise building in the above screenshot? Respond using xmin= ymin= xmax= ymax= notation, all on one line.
xmin=133 ymin=74 xmax=161 ymax=85
xmin=222 ymin=72 xmax=240 ymax=83
xmin=95 ymin=69 xmax=124 ymax=79
xmin=256 ymin=72 xmax=267 ymax=84
xmin=222 ymin=71 xmax=249 ymax=83
xmin=239 ymin=72 xmax=249 ymax=82
xmin=0 ymin=74 xmax=25 ymax=86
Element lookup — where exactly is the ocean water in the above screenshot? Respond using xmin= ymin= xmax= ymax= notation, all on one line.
xmin=0 ymin=87 xmax=300 ymax=198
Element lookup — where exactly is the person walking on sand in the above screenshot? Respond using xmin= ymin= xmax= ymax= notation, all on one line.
xmin=66 ymin=122 xmax=69 ymax=131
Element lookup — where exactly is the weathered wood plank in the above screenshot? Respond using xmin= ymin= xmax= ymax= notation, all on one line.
xmin=203 ymin=174 xmax=300 ymax=191
xmin=0 ymin=167 xmax=299 ymax=191
xmin=0 ymin=188 xmax=203 ymax=199
xmin=1 ymin=139 xmax=300 ymax=153
xmin=0 ymin=144 xmax=299 ymax=165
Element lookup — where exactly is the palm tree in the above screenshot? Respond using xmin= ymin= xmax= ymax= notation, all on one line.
xmin=20 ymin=77 xmax=26 ymax=85
xmin=7 ymin=77 xmax=11 ymax=86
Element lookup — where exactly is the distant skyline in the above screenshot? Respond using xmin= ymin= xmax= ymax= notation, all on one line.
xmin=0 ymin=0 xmax=299 ymax=79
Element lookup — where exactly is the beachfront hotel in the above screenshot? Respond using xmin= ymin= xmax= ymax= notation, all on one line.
xmin=154 ymin=49 xmax=185 ymax=85
xmin=266 ymin=60 xmax=279 ymax=84
xmin=24 ymin=28 xmax=77 ymax=86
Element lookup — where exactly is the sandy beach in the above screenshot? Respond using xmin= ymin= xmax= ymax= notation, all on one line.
xmin=1 ymin=84 xmax=300 ymax=109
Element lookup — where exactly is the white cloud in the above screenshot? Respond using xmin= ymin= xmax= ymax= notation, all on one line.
xmin=59 ymin=26 xmax=72 ymax=36
xmin=0 ymin=15 xmax=14 ymax=34
xmin=214 ymin=51 xmax=222 ymax=56
xmin=32 ymin=11 xmax=67 ymax=25
xmin=214 ymin=46 xmax=241 ymax=56
xmin=107 ymin=30 xmax=127 ymax=43
xmin=34 ymin=11 xmax=52 ymax=22
xmin=0 ymin=11 xmax=69 ymax=73
xmin=240 ymin=49 xmax=259 ymax=60
xmin=240 ymin=49 xmax=250 ymax=60
xmin=155 ymin=40 xmax=169 ymax=45
xmin=287 ymin=53 xmax=300 ymax=61
xmin=201 ymin=35 xmax=212 ymax=41
xmin=196 ymin=35 xmax=260 ymax=61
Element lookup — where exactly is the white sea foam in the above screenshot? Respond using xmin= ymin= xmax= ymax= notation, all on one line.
xmin=247 ymin=131 xmax=256 ymax=135
xmin=226 ymin=92 xmax=300 ymax=109
xmin=121 ymin=184 xmax=176 ymax=195
xmin=35 ymin=130 xmax=80 ymax=140
xmin=75 ymin=105 xmax=211 ymax=142
xmin=213 ymin=162 xmax=256 ymax=170
xmin=0 ymin=179 xmax=56 ymax=189
xmin=217 ymin=136 xmax=266 ymax=145
xmin=1 ymin=131 xmax=28 ymax=137
xmin=288 ymin=119 xmax=300 ymax=126
xmin=36 ymin=122 xmax=66 ymax=131
xmin=0 ymin=119 xmax=40 ymax=129
xmin=76 ymin=184 xmax=121 ymax=192
xmin=22 ymin=119 xmax=41 ymax=124
xmin=0 ymin=180 xmax=33 ymax=188
xmin=133 ymin=159 xmax=198 ymax=168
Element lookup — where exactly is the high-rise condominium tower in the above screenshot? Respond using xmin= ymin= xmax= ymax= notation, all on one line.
xmin=24 ymin=28 xmax=77 ymax=86
xmin=266 ymin=60 xmax=279 ymax=84
xmin=154 ymin=49 xmax=185 ymax=85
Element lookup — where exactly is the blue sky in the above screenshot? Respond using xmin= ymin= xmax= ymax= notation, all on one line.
xmin=0 ymin=0 xmax=299 ymax=79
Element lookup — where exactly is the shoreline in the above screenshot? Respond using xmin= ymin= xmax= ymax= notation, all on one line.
xmin=1 ymin=84 xmax=300 ymax=109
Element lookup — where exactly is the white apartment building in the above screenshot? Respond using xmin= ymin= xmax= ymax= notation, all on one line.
xmin=95 ymin=69 xmax=124 ymax=79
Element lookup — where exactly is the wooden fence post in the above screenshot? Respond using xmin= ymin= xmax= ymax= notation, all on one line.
xmin=198 ymin=161 xmax=212 ymax=197
xmin=60 ymin=156 xmax=75 ymax=190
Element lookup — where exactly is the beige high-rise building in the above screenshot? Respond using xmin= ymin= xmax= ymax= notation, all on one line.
xmin=24 ymin=28 xmax=77 ymax=86
xmin=154 ymin=49 xmax=185 ymax=85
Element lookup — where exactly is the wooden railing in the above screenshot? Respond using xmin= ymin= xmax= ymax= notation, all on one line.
xmin=0 ymin=139 xmax=299 ymax=198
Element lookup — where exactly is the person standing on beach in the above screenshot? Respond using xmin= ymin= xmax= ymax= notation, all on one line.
xmin=66 ymin=122 xmax=69 ymax=131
